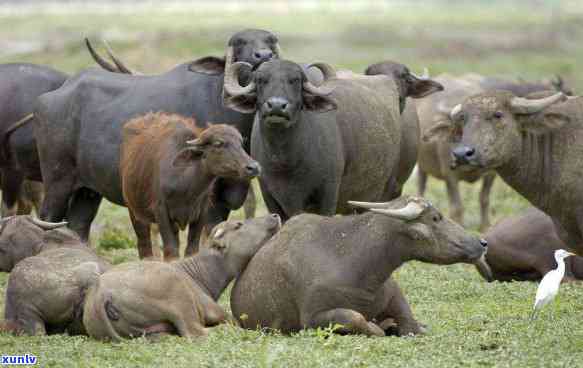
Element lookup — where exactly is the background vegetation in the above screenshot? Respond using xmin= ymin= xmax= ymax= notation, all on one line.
xmin=1 ymin=1 xmax=582 ymax=366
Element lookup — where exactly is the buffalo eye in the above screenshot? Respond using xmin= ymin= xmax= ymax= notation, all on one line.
xmin=289 ymin=77 xmax=300 ymax=85
xmin=266 ymin=35 xmax=278 ymax=45
xmin=493 ymin=111 xmax=504 ymax=119
xmin=232 ymin=38 xmax=246 ymax=48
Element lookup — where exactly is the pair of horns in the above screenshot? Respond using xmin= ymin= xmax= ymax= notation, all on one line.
xmin=27 ymin=217 xmax=68 ymax=230
xmin=450 ymin=91 xmax=565 ymax=120
xmin=348 ymin=199 xmax=427 ymax=221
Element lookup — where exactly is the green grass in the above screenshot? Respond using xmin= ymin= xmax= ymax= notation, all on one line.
xmin=1 ymin=1 xmax=583 ymax=367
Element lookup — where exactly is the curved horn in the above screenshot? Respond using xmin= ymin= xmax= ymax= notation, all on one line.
xmin=103 ymin=40 xmax=135 ymax=75
xmin=509 ymin=92 xmax=564 ymax=114
xmin=303 ymin=62 xmax=337 ymax=96
xmin=370 ymin=201 xmax=426 ymax=221
xmin=474 ymin=254 xmax=494 ymax=282
xmin=85 ymin=38 xmax=118 ymax=73
xmin=274 ymin=43 xmax=282 ymax=57
xmin=186 ymin=138 xmax=203 ymax=146
xmin=29 ymin=217 xmax=68 ymax=230
xmin=348 ymin=200 xmax=392 ymax=210
xmin=450 ymin=104 xmax=462 ymax=121
xmin=224 ymin=61 xmax=256 ymax=97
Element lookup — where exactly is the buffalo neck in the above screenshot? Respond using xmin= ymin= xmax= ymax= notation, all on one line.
xmin=255 ymin=111 xmax=311 ymax=171
xmin=174 ymin=249 xmax=232 ymax=301
xmin=351 ymin=213 xmax=413 ymax=290
xmin=496 ymin=132 xmax=560 ymax=214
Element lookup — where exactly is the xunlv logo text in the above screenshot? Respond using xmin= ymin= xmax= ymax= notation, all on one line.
xmin=1 ymin=354 xmax=37 ymax=365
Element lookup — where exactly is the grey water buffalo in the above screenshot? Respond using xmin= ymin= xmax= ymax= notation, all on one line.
xmin=225 ymin=59 xmax=441 ymax=220
xmin=417 ymin=75 xmax=495 ymax=230
xmin=476 ymin=207 xmax=583 ymax=282
xmin=121 ymin=112 xmax=260 ymax=260
xmin=83 ymin=215 xmax=281 ymax=341
xmin=34 ymin=29 xmax=280 ymax=244
xmin=0 ymin=215 xmax=72 ymax=272
xmin=427 ymin=90 xmax=583 ymax=256
xmin=1 ymin=230 xmax=108 ymax=335
xmin=0 ymin=63 xmax=67 ymax=216
xmin=231 ymin=196 xmax=488 ymax=337
xmin=364 ymin=61 xmax=444 ymax=197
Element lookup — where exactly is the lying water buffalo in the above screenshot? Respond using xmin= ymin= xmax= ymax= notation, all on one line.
xmin=0 ymin=63 xmax=67 ymax=216
xmin=83 ymin=214 xmax=281 ymax=341
xmin=225 ymin=59 xmax=440 ymax=220
xmin=121 ymin=112 xmax=260 ymax=260
xmin=475 ymin=207 xmax=583 ymax=282
xmin=428 ymin=90 xmax=583 ymax=256
xmin=1 ymin=229 xmax=108 ymax=335
xmin=231 ymin=196 xmax=487 ymax=336
xmin=363 ymin=61 xmax=443 ymax=197
xmin=417 ymin=74 xmax=493 ymax=230
xmin=34 ymin=29 xmax=280 ymax=243
xmin=0 ymin=215 xmax=70 ymax=272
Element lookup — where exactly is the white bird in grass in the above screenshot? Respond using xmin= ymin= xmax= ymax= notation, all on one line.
xmin=530 ymin=249 xmax=576 ymax=320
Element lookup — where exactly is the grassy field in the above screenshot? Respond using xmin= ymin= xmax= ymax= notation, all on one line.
xmin=1 ymin=1 xmax=583 ymax=367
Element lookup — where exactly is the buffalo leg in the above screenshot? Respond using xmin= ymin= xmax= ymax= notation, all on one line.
xmin=479 ymin=173 xmax=496 ymax=232
xmin=66 ymin=188 xmax=102 ymax=242
xmin=243 ymin=184 xmax=257 ymax=219
xmin=0 ymin=169 xmax=25 ymax=216
xmin=259 ymin=186 xmax=288 ymax=221
xmin=185 ymin=218 xmax=206 ymax=256
xmin=417 ymin=169 xmax=428 ymax=197
xmin=156 ymin=205 xmax=180 ymax=261
xmin=129 ymin=210 xmax=153 ymax=260
xmin=308 ymin=308 xmax=385 ymax=337
xmin=39 ymin=174 xmax=75 ymax=223
xmin=445 ymin=176 xmax=463 ymax=226
xmin=375 ymin=278 xmax=424 ymax=336
xmin=317 ymin=184 xmax=339 ymax=217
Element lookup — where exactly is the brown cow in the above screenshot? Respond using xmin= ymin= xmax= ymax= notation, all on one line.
xmin=121 ymin=112 xmax=260 ymax=261
xmin=475 ymin=207 xmax=583 ymax=282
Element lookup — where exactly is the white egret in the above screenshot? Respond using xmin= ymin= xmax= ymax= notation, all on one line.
xmin=530 ymin=249 xmax=576 ymax=320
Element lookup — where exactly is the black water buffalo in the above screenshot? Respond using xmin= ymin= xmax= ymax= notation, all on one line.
xmin=34 ymin=29 xmax=280 ymax=244
xmin=224 ymin=59 xmax=441 ymax=220
xmin=0 ymin=63 xmax=67 ymax=216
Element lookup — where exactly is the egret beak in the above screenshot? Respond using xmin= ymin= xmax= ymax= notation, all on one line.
xmin=566 ymin=251 xmax=577 ymax=257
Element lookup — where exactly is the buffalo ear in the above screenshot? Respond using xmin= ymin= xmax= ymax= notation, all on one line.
xmin=407 ymin=77 xmax=444 ymax=99
xmin=517 ymin=111 xmax=571 ymax=135
xmin=172 ymin=147 xmax=203 ymax=167
xmin=422 ymin=120 xmax=457 ymax=142
xmin=303 ymin=93 xmax=337 ymax=113
xmin=225 ymin=94 xmax=258 ymax=114
xmin=406 ymin=223 xmax=431 ymax=241
xmin=188 ymin=56 xmax=226 ymax=75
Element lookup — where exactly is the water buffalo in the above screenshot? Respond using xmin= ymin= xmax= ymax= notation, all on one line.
xmin=364 ymin=61 xmax=444 ymax=197
xmin=0 ymin=215 xmax=71 ymax=272
xmin=224 ymin=59 xmax=441 ymax=220
xmin=231 ymin=196 xmax=488 ymax=337
xmin=0 ymin=63 xmax=67 ymax=216
xmin=417 ymin=75 xmax=493 ymax=230
xmin=34 ymin=29 xmax=280 ymax=244
xmin=83 ymin=214 xmax=281 ymax=341
xmin=1 ymin=229 xmax=108 ymax=335
xmin=120 ymin=112 xmax=260 ymax=260
xmin=476 ymin=207 xmax=583 ymax=282
xmin=427 ymin=90 xmax=583 ymax=256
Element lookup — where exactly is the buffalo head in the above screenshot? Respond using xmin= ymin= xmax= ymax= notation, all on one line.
xmin=365 ymin=61 xmax=443 ymax=113
xmin=223 ymin=59 xmax=337 ymax=128
xmin=423 ymin=91 xmax=567 ymax=171
xmin=173 ymin=124 xmax=261 ymax=179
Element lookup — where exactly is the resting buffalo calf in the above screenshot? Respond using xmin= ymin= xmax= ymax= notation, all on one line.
xmin=231 ymin=197 xmax=487 ymax=337
xmin=430 ymin=91 xmax=583 ymax=256
xmin=225 ymin=60 xmax=441 ymax=221
xmin=475 ymin=207 xmax=583 ymax=282
xmin=121 ymin=112 xmax=260 ymax=260
xmin=34 ymin=29 xmax=279 ymax=243
xmin=1 ymin=230 xmax=109 ymax=335
xmin=83 ymin=215 xmax=281 ymax=341
xmin=0 ymin=215 xmax=72 ymax=272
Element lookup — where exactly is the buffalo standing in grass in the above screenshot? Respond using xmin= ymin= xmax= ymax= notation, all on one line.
xmin=0 ymin=63 xmax=67 ymax=216
xmin=120 ymin=112 xmax=260 ymax=260
xmin=427 ymin=90 xmax=583 ymax=256
xmin=475 ymin=207 xmax=583 ymax=282
xmin=83 ymin=215 xmax=280 ymax=341
xmin=34 ymin=29 xmax=280 ymax=245
xmin=224 ymin=59 xmax=442 ymax=220
xmin=231 ymin=196 xmax=488 ymax=336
